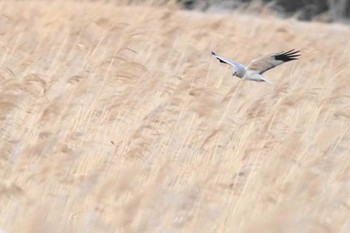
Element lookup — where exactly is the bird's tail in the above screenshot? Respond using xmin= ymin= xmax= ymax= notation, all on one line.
xmin=261 ymin=76 xmax=273 ymax=84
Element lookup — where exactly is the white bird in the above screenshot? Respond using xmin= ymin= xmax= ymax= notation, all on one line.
xmin=211 ymin=49 xmax=300 ymax=84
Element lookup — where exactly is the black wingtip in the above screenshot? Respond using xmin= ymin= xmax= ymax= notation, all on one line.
xmin=275 ymin=49 xmax=301 ymax=62
xmin=286 ymin=49 xmax=301 ymax=57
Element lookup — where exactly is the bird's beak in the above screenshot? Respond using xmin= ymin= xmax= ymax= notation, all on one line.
xmin=232 ymin=72 xmax=237 ymax=76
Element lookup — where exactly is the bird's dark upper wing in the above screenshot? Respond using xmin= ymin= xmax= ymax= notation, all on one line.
xmin=247 ymin=49 xmax=301 ymax=74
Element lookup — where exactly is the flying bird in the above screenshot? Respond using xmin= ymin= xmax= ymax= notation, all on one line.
xmin=211 ymin=49 xmax=300 ymax=84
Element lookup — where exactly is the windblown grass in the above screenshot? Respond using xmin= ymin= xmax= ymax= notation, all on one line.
xmin=0 ymin=1 xmax=349 ymax=232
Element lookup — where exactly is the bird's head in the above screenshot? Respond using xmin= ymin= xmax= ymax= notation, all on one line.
xmin=232 ymin=67 xmax=238 ymax=76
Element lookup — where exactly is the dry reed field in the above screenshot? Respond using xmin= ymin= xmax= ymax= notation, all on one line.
xmin=0 ymin=1 xmax=350 ymax=232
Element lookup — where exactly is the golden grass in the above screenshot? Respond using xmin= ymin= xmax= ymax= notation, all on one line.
xmin=0 ymin=1 xmax=349 ymax=232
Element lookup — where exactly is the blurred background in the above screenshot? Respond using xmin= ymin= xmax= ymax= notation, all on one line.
xmin=176 ymin=0 xmax=350 ymax=22
xmin=84 ymin=0 xmax=350 ymax=22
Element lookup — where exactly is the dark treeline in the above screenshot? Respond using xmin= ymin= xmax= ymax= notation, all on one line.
xmin=177 ymin=0 xmax=350 ymax=22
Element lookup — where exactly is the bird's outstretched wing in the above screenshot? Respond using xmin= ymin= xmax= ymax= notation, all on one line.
xmin=247 ymin=49 xmax=300 ymax=74
xmin=211 ymin=51 xmax=239 ymax=67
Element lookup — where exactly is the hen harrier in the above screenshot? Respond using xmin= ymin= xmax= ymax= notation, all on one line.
xmin=211 ymin=49 xmax=300 ymax=84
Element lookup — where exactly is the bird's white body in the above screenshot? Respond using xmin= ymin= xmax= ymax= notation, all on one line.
xmin=243 ymin=70 xmax=271 ymax=83
xmin=212 ymin=50 xmax=300 ymax=84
